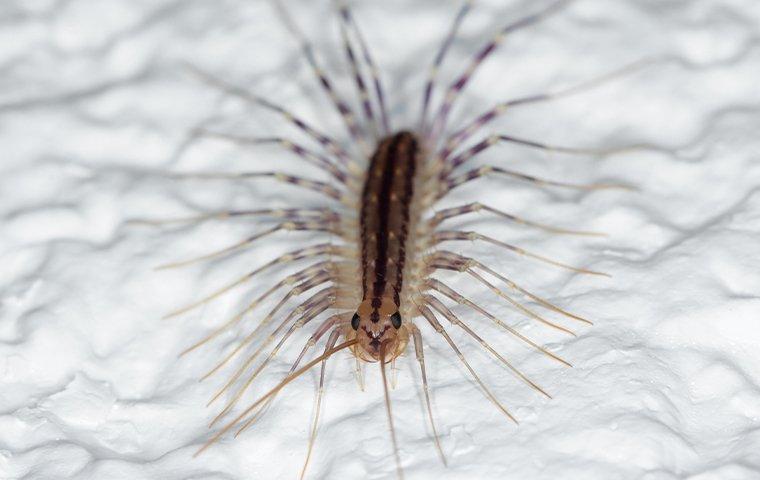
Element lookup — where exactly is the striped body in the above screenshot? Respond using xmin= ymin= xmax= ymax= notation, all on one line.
xmin=352 ymin=131 xmax=419 ymax=359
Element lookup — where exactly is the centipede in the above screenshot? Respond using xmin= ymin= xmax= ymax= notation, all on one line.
xmin=140 ymin=0 xmax=642 ymax=478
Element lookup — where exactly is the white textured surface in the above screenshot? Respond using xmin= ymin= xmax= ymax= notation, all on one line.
xmin=2 ymin=1 xmax=760 ymax=479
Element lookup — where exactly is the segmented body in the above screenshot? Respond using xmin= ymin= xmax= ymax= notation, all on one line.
xmin=145 ymin=0 xmax=638 ymax=477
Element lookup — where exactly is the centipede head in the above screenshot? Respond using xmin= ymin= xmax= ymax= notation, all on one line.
xmin=348 ymin=296 xmax=410 ymax=363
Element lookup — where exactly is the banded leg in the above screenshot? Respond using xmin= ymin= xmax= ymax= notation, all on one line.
xmin=300 ymin=327 xmax=341 ymax=480
xmin=130 ymin=207 xmax=338 ymax=228
xmin=178 ymin=262 xmax=334 ymax=359
xmin=183 ymin=64 xmax=353 ymax=165
xmin=428 ymin=0 xmax=569 ymax=142
xmin=163 ymin=245 xmax=337 ymax=320
xmin=447 ymin=134 xmax=637 ymax=172
xmin=443 ymin=164 xmax=631 ymax=197
xmin=416 ymin=302 xmax=518 ymax=424
xmin=206 ymin=284 xmax=336 ymax=411
xmin=410 ymin=323 xmax=446 ymax=466
xmin=337 ymin=2 xmax=390 ymax=134
xmin=424 ymin=294 xmax=550 ymax=398
xmin=170 ymin=171 xmax=347 ymax=202
xmin=210 ymin=293 xmax=335 ymax=428
xmin=441 ymin=59 xmax=659 ymax=157
xmin=431 ymin=202 xmax=604 ymax=236
xmin=432 ymin=250 xmax=592 ymax=324
xmin=424 ymin=278 xmax=571 ymax=367
xmin=272 ymin=0 xmax=367 ymax=151
xmin=194 ymin=339 xmax=359 ymax=457
xmin=433 ymin=230 xmax=608 ymax=276
xmin=157 ymin=220 xmax=338 ymax=270
xmin=235 ymin=313 xmax=351 ymax=439
xmin=195 ymin=131 xmax=348 ymax=183
xmin=419 ymin=0 xmax=473 ymax=133
xmin=335 ymin=3 xmax=377 ymax=136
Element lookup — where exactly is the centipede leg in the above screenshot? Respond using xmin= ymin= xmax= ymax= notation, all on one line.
xmin=209 ymin=287 xmax=336 ymax=421
xmin=433 ymin=230 xmax=608 ymax=276
xmin=417 ymin=303 xmax=517 ymax=424
xmin=236 ymin=313 xmax=351 ymax=435
xmin=129 ymin=207 xmax=337 ymax=228
xmin=441 ymin=59 xmax=659 ymax=157
xmin=178 ymin=262 xmax=334 ymax=360
xmin=182 ymin=64 xmax=354 ymax=165
xmin=410 ymin=323 xmax=447 ymax=466
xmin=424 ymin=294 xmax=551 ymax=398
xmin=431 ymin=201 xmax=604 ymax=236
xmin=423 ymin=278 xmax=571 ymax=368
xmin=428 ymin=0 xmax=569 ymax=142
xmin=300 ymin=327 xmax=341 ymax=480
xmin=194 ymin=131 xmax=348 ymax=183
xmin=434 ymin=250 xmax=593 ymax=324
xmin=442 ymin=165 xmax=631 ymax=197
xmin=337 ymin=2 xmax=391 ymax=134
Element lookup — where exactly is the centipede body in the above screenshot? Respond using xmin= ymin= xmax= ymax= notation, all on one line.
xmin=145 ymin=0 xmax=641 ymax=478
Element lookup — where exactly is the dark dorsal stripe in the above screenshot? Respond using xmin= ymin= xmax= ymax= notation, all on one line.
xmin=360 ymin=131 xmax=419 ymax=320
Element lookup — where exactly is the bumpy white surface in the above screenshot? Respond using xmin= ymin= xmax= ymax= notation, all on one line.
xmin=2 ymin=1 xmax=760 ymax=479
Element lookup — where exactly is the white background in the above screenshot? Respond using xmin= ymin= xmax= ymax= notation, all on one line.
xmin=2 ymin=0 xmax=760 ymax=479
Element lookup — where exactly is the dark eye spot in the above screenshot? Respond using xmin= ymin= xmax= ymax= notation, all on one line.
xmin=390 ymin=312 xmax=402 ymax=329
xmin=351 ymin=313 xmax=360 ymax=330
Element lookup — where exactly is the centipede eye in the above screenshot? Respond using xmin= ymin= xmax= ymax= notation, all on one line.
xmin=351 ymin=313 xmax=360 ymax=330
xmin=390 ymin=311 xmax=402 ymax=329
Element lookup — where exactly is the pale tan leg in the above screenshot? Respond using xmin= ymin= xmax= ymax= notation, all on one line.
xmin=209 ymin=288 xmax=335 ymax=424
xmin=425 ymin=261 xmax=577 ymax=336
xmin=410 ymin=323 xmax=447 ymax=466
xmin=433 ymin=230 xmax=609 ymax=276
xmin=417 ymin=303 xmax=518 ymax=424
xmin=156 ymin=220 xmax=337 ymax=270
xmin=432 ymin=250 xmax=593 ymax=325
xmin=424 ymin=278 xmax=571 ymax=368
xmin=129 ymin=207 xmax=337 ymax=228
xmin=425 ymin=294 xmax=551 ymax=398
xmin=430 ymin=201 xmax=605 ymax=237
xmin=300 ymin=328 xmax=341 ymax=480
xmin=442 ymin=164 xmax=632 ymax=197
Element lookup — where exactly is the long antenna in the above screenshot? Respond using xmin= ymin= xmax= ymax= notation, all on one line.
xmin=194 ymin=338 xmax=358 ymax=457
xmin=380 ymin=343 xmax=405 ymax=480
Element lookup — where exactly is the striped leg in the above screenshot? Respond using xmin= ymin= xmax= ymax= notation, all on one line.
xmin=419 ymin=0 xmax=473 ymax=133
xmin=423 ymin=294 xmax=550 ymax=397
xmin=433 ymin=230 xmax=608 ymax=276
xmin=129 ymin=207 xmax=338 ymax=228
xmin=427 ymin=263 xmax=576 ymax=335
xmin=300 ymin=327 xmax=341 ymax=480
xmin=440 ymin=59 xmax=659 ymax=158
xmin=442 ymin=165 xmax=632 ymax=197
xmin=423 ymin=278 xmax=571 ymax=367
xmin=195 ymin=130 xmax=348 ymax=183
xmin=177 ymin=262 xmax=335 ymax=358
xmin=416 ymin=302 xmax=518 ymax=424
xmin=170 ymin=171 xmax=348 ymax=202
xmin=162 ymin=246 xmax=336 ymax=320
xmin=431 ymin=202 xmax=604 ymax=236
xmin=234 ymin=313 xmax=352 ymax=439
xmin=183 ymin=64 xmax=354 ymax=166
xmin=409 ymin=323 xmax=446 ymax=466
xmin=335 ymin=3 xmax=377 ymax=137
xmin=210 ymin=287 xmax=336 ymax=425
xmin=272 ymin=0 xmax=367 ymax=151
xmin=156 ymin=221 xmax=338 ymax=270
xmin=337 ymin=2 xmax=390 ymax=134
xmin=430 ymin=250 xmax=592 ymax=325
xmin=428 ymin=0 xmax=570 ymax=142
xmin=205 ymin=280 xmax=334 ymax=393
xmin=446 ymin=134 xmax=637 ymax=172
